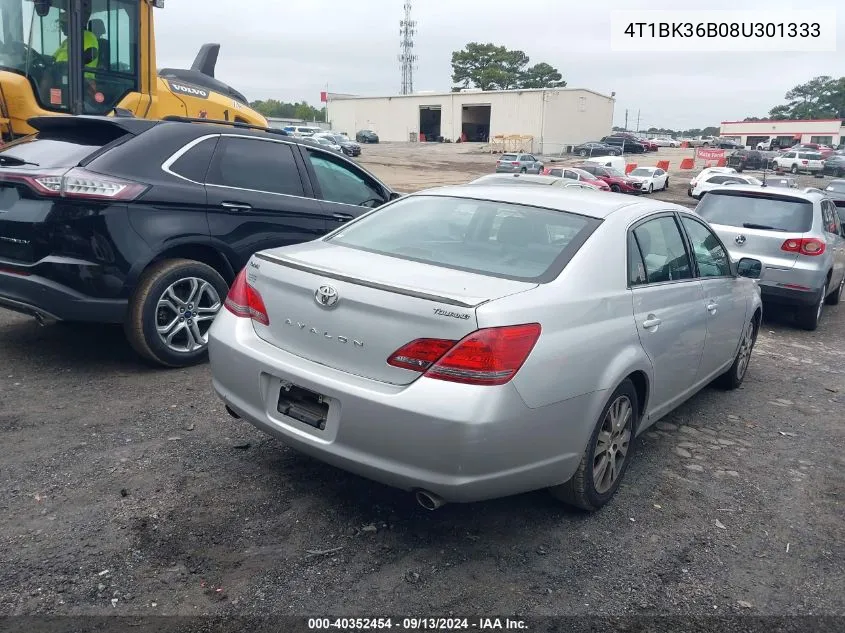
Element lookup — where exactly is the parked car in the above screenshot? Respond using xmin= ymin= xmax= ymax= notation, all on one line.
xmin=356 ymin=130 xmax=380 ymax=143
xmin=580 ymin=155 xmax=627 ymax=173
xmin=309 ymin=136 xmax=343 ymax=153
xmin=571 ymin=142 xmax=620 ymax=157
xmin=495 ymin=153 xmax=544 ymax=174
xmin=0 ymin=116 xmax=401 ymax=367
xmin=282 ymin=126 xmax=321 ymax=137
xmin=762 ymin=175 xmax=798 ymax=189
xmin=208 ymin=184 xmax=764 ymax=510
xmin=600 ymin=135 xmax=646 ymax=154
xmin=574 ymin=162 xmax=641 ymax=194
xmin=650 ymin=138 xmax=679 ymax=148
xmin=691 ymin=174 xmax=761 ymax=199
xmin=468 ymin=173 xmax=601 ymax=190
xmin=727 ymin=149 xmax=768 ymax=172
xmin=773 ymin=151 xmax=825 ymax=175
xmin=633 ymin=137 xmax=658 ymax=152
xmin=824 ymin=179 xmax=845 ymax=205
xmin=695 ymin=186 xmax=845 ymax=330
xmin=627 ymin=167 xmax=669 ymax=194
xmin=822 ymin=154 xmax=845 ymax=177
xmin=543 ymin=166 xmax=611 ymax=191
xmin=315 ymin=133 xmax=362 ymax=157
xmin=715 ymin=138 xmax=743 ymax=150
xmin=688 ymin=167 xmax=737 ymax=196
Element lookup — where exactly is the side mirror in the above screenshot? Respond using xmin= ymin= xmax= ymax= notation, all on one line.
xmin=388 ymin=191 xmax=402 ymax=201
xmin=737 ymin=258 xmax=762 ymax=279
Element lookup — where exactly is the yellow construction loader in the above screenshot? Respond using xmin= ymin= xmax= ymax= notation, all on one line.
xmin=0 ymin=0 xmax=268 ymax=140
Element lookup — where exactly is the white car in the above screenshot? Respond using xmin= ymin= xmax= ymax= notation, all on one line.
xmin=651 ymin=138 xmax=680 ymax=148
xmin=691 ymin=173 xmax=761 ymax=199
xmin=581 ymin=155 xmax=627 ymax=173
xmin=773 ymin=151 xmax=825 ymax=174
xmin=688 ymin=167 xmax=737 ymax=196
xmin=627 ymin=167 xmax=669 ymax=193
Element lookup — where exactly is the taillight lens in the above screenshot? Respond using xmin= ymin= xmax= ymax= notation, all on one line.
xmin=1 ymin=167 xmax=147 ymax=200
xmin=386 ymin=323 xmax=541 ymax=386
xmin=224 ymin=268 xmax=270 ymax=325
xmin=781 ymin=238 xmax=826 ymax=256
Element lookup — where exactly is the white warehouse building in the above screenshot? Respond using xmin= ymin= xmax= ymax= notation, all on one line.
xmin=325 ymin=88 xmax=615 ymax=154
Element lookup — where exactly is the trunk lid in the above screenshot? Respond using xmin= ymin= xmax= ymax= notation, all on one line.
xmin=248 ymin=242 xmax=537 ymax=385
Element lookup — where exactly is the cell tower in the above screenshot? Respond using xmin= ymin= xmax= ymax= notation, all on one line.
xmin=398 ymin=2 xmax=417 ymax=95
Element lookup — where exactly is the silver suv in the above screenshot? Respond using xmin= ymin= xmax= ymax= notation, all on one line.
xmin=695 ymin=185 xmax=845 ymax=330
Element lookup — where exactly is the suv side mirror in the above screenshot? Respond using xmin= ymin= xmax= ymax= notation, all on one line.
xmin=388 ymin=191 xmax=403 ymax=201
xmin=737 ymin=258 xmax=762 ymax=279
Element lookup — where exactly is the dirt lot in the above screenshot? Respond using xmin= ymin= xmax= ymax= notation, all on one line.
xmin=1 ymin=142 xmax=844 ymax=624
xmin=356 ymin=142 xmax=833 ymax=206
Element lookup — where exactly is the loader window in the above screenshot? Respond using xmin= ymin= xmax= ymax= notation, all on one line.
xmin=81 ymin=0 xmax=138 ymax=114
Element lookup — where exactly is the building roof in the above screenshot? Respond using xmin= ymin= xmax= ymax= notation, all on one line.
xmin=327 ymin=87 xmax=615 ymax=101
xmin=721 ymin=118 xmax=843 ymax=125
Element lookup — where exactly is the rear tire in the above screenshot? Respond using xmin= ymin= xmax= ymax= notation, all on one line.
xmin=610 ymin=184 xmax=621 ymax=193
xmin=125 ymin=259 xmax=229 ymax=368
xmin=520 ymin=167 xmax=527 ymax=173
xmin=795 ymin=281 xmax=827 ymax=331
xmin=715 ymin=315 xmax=758 ymax=389
xmin=825 ymin=274 xmax=844 ymax=305
xmin=549 ymin=379 xmax=638 ymax=511
xmin=579 ymin=149 xmax=587 ymax=157
xmin=790 ymin=164 xmax=798 ymax=174
xmin=647 ymin=183 xmax=654 ymax=194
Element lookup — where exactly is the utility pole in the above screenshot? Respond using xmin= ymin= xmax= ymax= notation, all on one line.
xmin=636 ymin=110 xmax=641 ymax=132
xmin=624 ymin=109 xmax=628 ymax=131
xmin=398 ymin=2 xmax=418 ymax=95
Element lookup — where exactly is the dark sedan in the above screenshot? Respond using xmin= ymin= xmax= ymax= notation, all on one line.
xmin=823 ymin=154 xmax=845 ymax=177
xmin=571 ymin=142 xmax=620 ymax=158
xmin=356 ymin=129 xmax=380 ymax=143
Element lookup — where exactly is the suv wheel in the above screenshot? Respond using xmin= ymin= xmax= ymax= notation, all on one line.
xmin=825 ymin=274 xmax=844 ymax=306
xmin=126 ymin=259 xmax=229 ymax=368
xmin=790 ymin=164 xmax=798 ymax=174
xmin=549 ymin=379 xmax=638 ymax=511
xmin=578 ymin=149 xmax=587 ymax=156
xmin=795 ymin=281 xmax=827 ymax=331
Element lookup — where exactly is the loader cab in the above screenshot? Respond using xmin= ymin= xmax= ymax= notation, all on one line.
xmin=0 ymin=0 xmax=140 ymax=115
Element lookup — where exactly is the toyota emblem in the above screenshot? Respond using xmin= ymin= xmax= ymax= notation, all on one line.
xmin=735 ymin=234 xmax=747 ymax=245
xmin=314 ymin=284 xmax=339 ymax=309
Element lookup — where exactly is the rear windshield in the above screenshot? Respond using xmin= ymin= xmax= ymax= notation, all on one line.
xmin=500 ymin=154 xmax=518 ymax=161
xmin=326 ymin=195 xmax=601 ymax=282
xmin=697 ymin=192 xmax=814 ymax=233
xmin=0 ymin=136 xmax=103 ymax=168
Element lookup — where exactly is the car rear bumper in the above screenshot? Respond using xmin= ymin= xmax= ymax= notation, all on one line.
xmin=758 ymin=281 xmax=821 ymax=307
xmin=0 ymin=269 xmax=127 ymax=323
xmin=208 ymin=312 xmax=596 ymax=503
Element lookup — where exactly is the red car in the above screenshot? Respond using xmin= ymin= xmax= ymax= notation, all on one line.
xmin=573 ymin=162 xmax=641 ymax=193
xmin=634 ymin=137 xmax=659 ymax=151
xmin=542 ymin=166 xmax=611 ymax=190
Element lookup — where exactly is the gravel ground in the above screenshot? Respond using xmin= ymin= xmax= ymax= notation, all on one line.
xmin=1 ymin=143 xmax=843 ymax=623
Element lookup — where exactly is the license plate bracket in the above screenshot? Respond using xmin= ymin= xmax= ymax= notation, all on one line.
xmin=277 ymin=381 xmax=328 ymax=430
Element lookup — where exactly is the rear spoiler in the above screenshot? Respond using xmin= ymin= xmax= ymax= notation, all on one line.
xmin=26 ymin=115 xmax=158 ymax=137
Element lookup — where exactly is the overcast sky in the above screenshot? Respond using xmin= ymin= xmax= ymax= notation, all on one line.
xmin=155 ymin=0 xmax=844 ymax=130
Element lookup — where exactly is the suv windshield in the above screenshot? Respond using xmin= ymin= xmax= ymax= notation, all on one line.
xmin=697 ymin=192 xmax=814 ymax=233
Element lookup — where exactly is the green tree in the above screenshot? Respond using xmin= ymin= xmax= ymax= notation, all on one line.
xmin=766 ymin=75 xmax=845 ymax=119
xmin=249 ymin=99 xmax=325 ymax=121
xmin=450 ymin=42 xmax=565 ymax=91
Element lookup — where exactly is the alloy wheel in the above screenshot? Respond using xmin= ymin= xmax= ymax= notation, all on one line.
xmin=592 ymin=395 xmax=632 ymax=494
xmin=155 ymin=277 xmax=222 ymax=353
xmin=736 ymin=320 xmax=755 ymax=380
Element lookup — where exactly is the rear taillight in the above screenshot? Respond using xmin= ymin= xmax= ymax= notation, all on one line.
xmin=801 ymin=160 xmax=809 ymax=165
xmin=386 ymin=323 xmax=541 ymax=386
xmin=0 ymin=167 xmax=147 ymax=200
xmin=781 ymin=238 xmax=826 ymax=256
xmin=224 ymin=268 xmax=270 ymax=325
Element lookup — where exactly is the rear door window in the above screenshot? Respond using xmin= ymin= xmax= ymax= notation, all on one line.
xmin=206 ymin=137 xmax=305 ymax=196
xmin=631 ymin=216 xmax=693 ymax=283
xmin=696 ymin=192 xmax=814 ymax=233
xmin=326 ymin=195 xmax=601 ymax=282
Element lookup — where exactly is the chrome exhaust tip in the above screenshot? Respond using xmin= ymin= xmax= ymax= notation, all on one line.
xmin=415 ymin=490 xmax=445 ymax=511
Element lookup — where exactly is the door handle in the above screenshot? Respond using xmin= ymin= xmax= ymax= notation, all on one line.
xmin=221 ymin=201 xmax=252 ymax=212
xmin=642 ymin=316 xmax=661 ymax=329
xmin=332 ymin=212 xmax=354 ymax=222
xmin=707 ymin=302 xmax=719 ymax=313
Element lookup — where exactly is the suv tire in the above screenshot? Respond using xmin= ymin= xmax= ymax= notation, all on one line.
xmin=790 ymin=164 xmax=798 ymax=174
xmin=825 ymin=274 xmax=844 ymax=306
xmin=125 ymin=258 xmax=229 ymax=368
xmin=795 ymin=281 xmax=827 ymax=331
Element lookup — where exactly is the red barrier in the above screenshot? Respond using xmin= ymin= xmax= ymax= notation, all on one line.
xmin=680 ymin=141 xmax=689 ymax=148
xmin=657 ymin=160 xmax=669 ymax=171
xmin=625 ymin=163 xmax=637 ymax=174
xmin=419 ymin=132 xmax=426 ymax=142
xmin=716 ymin=157 xmax=727 ymax=167
xmin=679 ymin=158 xmax=695 ymax=169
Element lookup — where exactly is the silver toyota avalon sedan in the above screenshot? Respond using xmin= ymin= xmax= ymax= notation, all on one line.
xmin=208 ymin=186 xmax=764 ymax=511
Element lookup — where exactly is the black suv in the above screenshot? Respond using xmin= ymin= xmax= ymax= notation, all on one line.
xmin=600 ymin=135 xmax=646 ymax=153
xmin=726 ymin=149 xmax=768 ymax=172
xmin=0 ymin=116 xmax=399 ymax=367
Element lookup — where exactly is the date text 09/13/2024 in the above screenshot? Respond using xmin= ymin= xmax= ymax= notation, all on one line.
xmin=307 ymin=617 xmax=528 ymax=630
